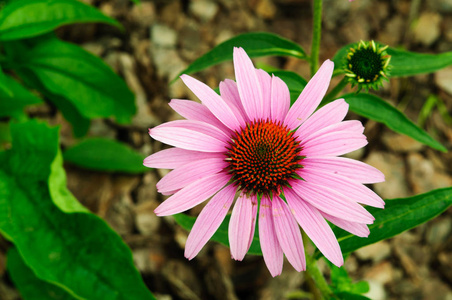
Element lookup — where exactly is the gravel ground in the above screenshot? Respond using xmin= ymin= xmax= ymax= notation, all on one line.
xmin=1 ymin=0 xmax=452 ymax=299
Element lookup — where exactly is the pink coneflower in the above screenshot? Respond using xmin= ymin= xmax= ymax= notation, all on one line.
xmin=145 ymin=47 xmax=384 ymax=277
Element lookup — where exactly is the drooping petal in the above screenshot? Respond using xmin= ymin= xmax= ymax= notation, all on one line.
xmin=284 ymin=60 xmax=334 ymax=130
xmin=185 ymin=184 xmax=236 ymax=260
xmin=270 ymin=74 xmax=290 ymax=122
xmin=300 ymin=131 xmax=367 ymax=157
xmin=301 ymin=157 xmax=385 ymax=184
xmin=143 ymin=148 xmax=224 ymax=169
xmin=157 ymin=158 xmax=228 ymax=193
xmin=154 ymin=172 xmax=229 ymax=216
xmin=297 ymin=168 xmax=385 ymax=208
xmin=272 ymin=196 xmax=306 ymax=272
xmin=259 ymin=195 xmax=283 ymax=277
xmin=149 ymin=120 xmax=228 ymax=153
xmin=321 ymin=212 xmax=370 ymax=238
xmin=219 ymin=79 xmax=249 ymax=124
xmin=233 ymin=47 xmax=263 ymax=121
xmin=180 ymin=74 xmax=242 ymax=131
xmin=296 ymin=99 xmax=349 ymax=140
xmin=229 ymin=192 xmax=258 ymax=261
xmin=291 ymin=180 xmax=375 ymax=224
xmin=169 ymin=99 xmax=230 ymax=133
xmin=284 ymin=189 xmax=343 ymax=267
xmin=256 ymin=69 xmax=272 ymax=119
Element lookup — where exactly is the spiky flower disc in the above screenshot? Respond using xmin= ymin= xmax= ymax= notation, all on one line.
xmin=227 ymin=120 xmax=303 ymax=195
xmin=344 ymin=40 xmax=391 ymax=91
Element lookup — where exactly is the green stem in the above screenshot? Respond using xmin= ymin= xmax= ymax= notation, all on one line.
xmin=321 ymin=77 xmax=348 ymax=106
xmin=303 ymin=232 xmax=332 ymax=300
xmin=310 ymin=0 xmax=323 ymax=76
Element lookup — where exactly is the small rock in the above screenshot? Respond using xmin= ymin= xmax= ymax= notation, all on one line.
xmin=435 ymin=66 xmax=452 ymax=95
xmin=428 ymin=0 xmax=452 ymax=13
xmin=253 ymin=0 xmax=277 ymax=20
xmin=151 ymin=24 xmax=177 ymax=48
xmin=355 ymin=241 xmax=391 ymax=262
xmin=136 ymin=173 xmax=158 ymax=204
xmin=189 ymin=0 xmax=219 ymax=23
xmin=81 ymin=42 xmax=105 ymax=57
xmin=412 ymin=12 xmax=442 ymax=47
xmin=133 ymin=248 xmax=153 ymax=273
xmin=179 ymin=21 xmax=204 ymax=61
xmin=117 ymin=53 xmax=159 ymax=128
xmin=162 ymin=260 xmax=202 ymax=300
xmin=87 ymin=119 xmax=116 ymax=140
xmin=407 ymin=152 xmax=452 ymax=194
xmin=377 ymin=15 xmax=405 ymax=46
xmin=365 ymin=152 xmax=410 ymax=199
xmin=129 ymin=2 xmax=156 ymax=27
xmin=135 ymin=201 xmax=161 ymax=235
xmin=364 ymin=280 xmax=387 ymax=300
xmin=422 ymin=277 xmax=452 ymax=300
xmin=364 ymin=261 xmax=395 ymax=285
xmin=438 ymin=252 xmax=452 ymax=283
xmin=426 ymin=217 xmax=452 ymax=246
xmin=0 ymin=281 xmax=20 ymax=300
xmin=150 ymin=47 xmax=187 ymax=80
xmin=104 ymin=193 xmax=135 ymax=236
xmin=381 ymin=132 xmax=424 ymax=152
xmin=340 ymin=13 xmax=370 ymax=42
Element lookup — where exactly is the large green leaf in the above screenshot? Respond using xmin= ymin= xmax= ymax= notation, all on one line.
xmin=316 ymin=187 xmax=452 ymax=259
xmin=6 ymin=37 xmax=136 ymax=124
xmin=332 ymin=43 xmax=452 ymax=77
xmin=11 ymin=62 xmax=90 ymax=137
xmin=0 ymin=0 xmax=120 ymax=41
xmin=7 ymin=247 xmax=78 ymax=300
xmin=342 ymin=93 xmax=447 ymax=152
xmin=0 ymin=74 xmax=42 ymax=118
xmin=0 ymin=120 xmax=155 ymax=300
xmin=173 ymin=213 xmax=262 ymax=255
xmin=173 ymin=32 xmax=307 ymax=82
xmin=63 ymin=138 xmax=148 ymax=173
xmin=0 ymin=66 xmax=13 ymax=96
xmin=387 ymin=47 xmax=452 ymax=77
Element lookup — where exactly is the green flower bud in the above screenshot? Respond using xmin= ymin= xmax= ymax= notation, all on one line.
xmin=344 ymin=40 xmax=391 ymax=91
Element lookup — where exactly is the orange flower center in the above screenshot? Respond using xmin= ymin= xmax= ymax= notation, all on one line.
xmin=226 ymin=120 xmax=303 ymax=196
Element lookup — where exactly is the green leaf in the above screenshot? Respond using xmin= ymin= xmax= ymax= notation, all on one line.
xmin=173 ymin=32 xmax=308 ymax=82
xmin=7 ymin=247 xmax=78 ymax=300
xmin=6 ymin=37 xmax=136 ymax=124
xmin=11 ymin=63 xmax=90 ymax=137
xmin=328 ymin=260 xmax=369 ymax=296
xmin=319 ymin=187 xmax=452 ymax=258
xmin=332 ymin=43 xmax=452 ymax=77
xmin=173 ymin=213 xmax=263 ymax=255
xmin=387 ymin=47 xmax=452 ymax=77
xmin=0 ymin=74 xmax=43 ymax=118
xmin=63 ymin=138 xmax=148 ymax=173
xmin=0 ymin=120 xmax=155 ymax=300
xmin=0 ymin=66 xmax=13 ymax=96
xmin=342 ymin=93 xmax=447 ymax=152
xmin=0 ymin=0 xmax=120 ymax=41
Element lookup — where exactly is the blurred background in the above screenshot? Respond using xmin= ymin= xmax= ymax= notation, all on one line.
xmin=1 ymin=0 xmax=452 ymax=299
